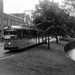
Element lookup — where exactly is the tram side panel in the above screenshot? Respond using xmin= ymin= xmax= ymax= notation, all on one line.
xmin=17 ymin=38 xmax=36 ymax=49
xmin=4 ymin=38 xmax=37 ymax=50
xmin=4 ymin=35 xmax=37 ymax=50
xmin=24 ymin=38 xmax=36 ymax=47
xmin=20 ymin=29 xmax=37 ymax=48
xmin=18 ymin=38 xmax=25 ymax=49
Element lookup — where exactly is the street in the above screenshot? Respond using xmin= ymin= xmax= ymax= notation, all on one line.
xmin=0 ymin=43 xmax=17 ymax=60
xmin=0 ymin=43 xmax=7 ymax=57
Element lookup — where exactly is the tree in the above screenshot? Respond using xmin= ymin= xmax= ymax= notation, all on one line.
xmin=61 ymin=0 xmax=75 ymax=16
xmin=32 ymin=0 xmax=71 ymax=48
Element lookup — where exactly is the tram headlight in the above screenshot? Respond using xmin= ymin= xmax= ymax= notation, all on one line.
xmin=8 ymin=42 xmax=11 ymax=45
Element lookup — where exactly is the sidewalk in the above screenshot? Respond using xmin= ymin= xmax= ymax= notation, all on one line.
xmin=0 ymin=41 xmax=75 ymax=75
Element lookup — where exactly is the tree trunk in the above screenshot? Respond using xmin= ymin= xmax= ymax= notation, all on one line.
xmin=45 ymin=36 xmax=47 ymax=44
xmin=36 ymin=37 xmax=38 ymax=44
xmin=55 ymin=36 xmax=58 ymax=44
xmin=38 ymin=36 xmax=40 ymax=43
xmin=48 ymin=36 xmax=50 ymax=49
xmin=42 ymin=36 xmax=43 ymax=43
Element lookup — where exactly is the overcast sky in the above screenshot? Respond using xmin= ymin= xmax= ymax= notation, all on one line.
xmin=3 ymin=0 xmax=39 ymax=13
xmin=3 ymin=0 xmax=64 ymax=14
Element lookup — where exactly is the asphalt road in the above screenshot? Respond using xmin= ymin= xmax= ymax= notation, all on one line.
xmin=0 ymin=43 xmax=17 ymax=60
xmin=0 ymin=43 xmax=7 ymax=57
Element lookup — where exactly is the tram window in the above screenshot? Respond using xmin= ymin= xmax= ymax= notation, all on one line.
xmin=17 ymin=29 xmax=37 ymax=38
xmin=27 ymin=30 xmax=33 ymax=38
xmin=23 ymin=30 xmax=37 ymax=38
xmin=23 ymin=30 xmax=31 ymax=38
xmin=28 ymin=30 xmax=37 ymax=38
xmin=23 ymin=30 xmax=28 ymax=38
xmin=4 ymin=30 xmax=17 ymax=35
xmin=4 ymin=30 xmax=17 ymax=39
xmin=33 ymin=30 xmax=37 ymax=37
xmin=4 ymin=31 xmax=14 ymax=35
xmin=17 ymin=30 xmax=23 ymax=38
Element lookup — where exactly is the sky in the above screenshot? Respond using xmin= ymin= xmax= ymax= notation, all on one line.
xmin=3 ymin=0 xmax=64 ymax=14
xmin=3 ymin=0 xmax=39 ymax=13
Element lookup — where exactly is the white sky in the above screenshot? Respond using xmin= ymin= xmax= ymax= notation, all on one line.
xmin=3 ymin=0 xmax=64 ymax=14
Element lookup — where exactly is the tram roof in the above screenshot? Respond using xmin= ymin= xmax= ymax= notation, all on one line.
xmin=4 ymin=25 xmax=36 ymax=30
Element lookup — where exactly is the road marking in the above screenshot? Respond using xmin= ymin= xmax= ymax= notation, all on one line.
xmin=0 ymin=55 xmax=15 ymax=60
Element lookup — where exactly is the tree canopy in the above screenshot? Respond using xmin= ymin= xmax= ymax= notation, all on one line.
xmin=32 ymin=0 xmax=75 ymax=44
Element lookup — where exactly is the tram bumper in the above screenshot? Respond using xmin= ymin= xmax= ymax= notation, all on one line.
xmin=4 ymin=47 xmax=18 ymax=50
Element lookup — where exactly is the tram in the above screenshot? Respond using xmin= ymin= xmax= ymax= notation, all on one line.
xmin=4 ymin=25 xmax=37 ymax=50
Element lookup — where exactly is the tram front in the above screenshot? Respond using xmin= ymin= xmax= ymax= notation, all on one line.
xmin=4 ymin=29 xmax=18 ymax=50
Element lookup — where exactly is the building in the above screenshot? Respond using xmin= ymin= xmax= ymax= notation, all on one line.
xmin=11 ymin=10 xmax=33 ymax=26
xmin=3 ymin=13 xmax=24 ymax=27
xmin=10 ymin=13 xmax=25 ymax=20
xmin=24 ymin=10 xmax=33 ymax=26
xmin=0 ymin=0 xmax=25 ymax=41
xmin=0 ymin=0 xmax=3 ymax=38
